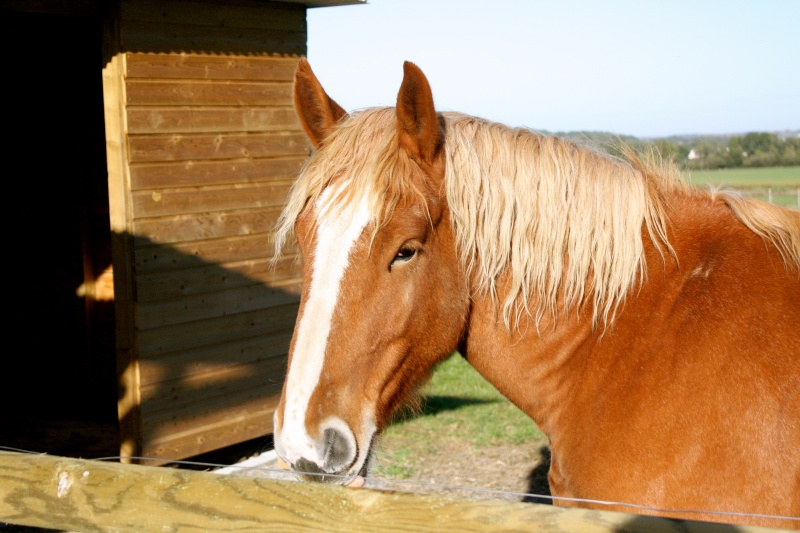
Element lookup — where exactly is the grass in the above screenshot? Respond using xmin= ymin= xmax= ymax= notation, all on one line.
xmin=384 ymin=353 xmax=543 ymax=448
xmin=387 ymin=353 xmax=541 ymax=447
xmin=379 ymin=448 xmax=415 ymax=479
xmin=377 ymin=353 xmax=545 ymax=482
xmin=685 ymin=166 xmax=800 ymax=209
xmin=685 ymin=166 xmax=800 ymax=187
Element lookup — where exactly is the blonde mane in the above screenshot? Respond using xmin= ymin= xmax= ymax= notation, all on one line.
xmin=275 ymin=108 xmax=799 ymax=330
xmin=442 ymin=114 xmax=674 ymax=329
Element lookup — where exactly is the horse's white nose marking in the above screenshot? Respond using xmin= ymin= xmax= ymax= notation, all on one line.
xmin=279 ymin=185 xmax=371 ymax=465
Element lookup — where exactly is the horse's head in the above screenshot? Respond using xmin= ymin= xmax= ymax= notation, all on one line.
xmin=272 ymin=60 xmax=469 ymax=484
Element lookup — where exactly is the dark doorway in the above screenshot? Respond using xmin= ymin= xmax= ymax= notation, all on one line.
xmin=1 ymin=9 xmax=118 ymax=457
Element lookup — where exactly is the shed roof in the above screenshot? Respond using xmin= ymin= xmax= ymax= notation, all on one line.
xmin=286 ymin=0 xmax=366 ymax=7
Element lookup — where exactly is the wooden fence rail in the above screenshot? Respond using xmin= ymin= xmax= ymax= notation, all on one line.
xmin=0 ymin=451 xmax=786 ymax=532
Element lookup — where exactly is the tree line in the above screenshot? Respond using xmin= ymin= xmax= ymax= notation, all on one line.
xmin=646 ymin=132 xmax=800 ymax=170
xmin=558 ymin=130 xmax=800 ymax=170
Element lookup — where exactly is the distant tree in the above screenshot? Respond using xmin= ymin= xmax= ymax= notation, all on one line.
xmin=706 ymin=154 xmax=729 ymax=169
xmin=779 ymin=138 xmax=800 ymax=166
xmin=740 ymin=132 xmax=779 ymax=156
xmin=726 ymin=137 xmax=745 ymax=167
xmin=687 ymin=140 xmax=729 ymax=169
xmin=583 ymin=130 xmax=798 ymax=170
xmin=651 ymin=140 xmax=688 ymax=163
xmin=748 ymin=147 xmax=779 ymax=167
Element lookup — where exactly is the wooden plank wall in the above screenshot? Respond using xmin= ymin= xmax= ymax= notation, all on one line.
xmin=113 ymin=0 xmax=309 ymax=461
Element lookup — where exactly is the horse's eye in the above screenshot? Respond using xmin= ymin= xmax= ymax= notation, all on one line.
xmin=390 ymin=246 xmax=417 ymax=269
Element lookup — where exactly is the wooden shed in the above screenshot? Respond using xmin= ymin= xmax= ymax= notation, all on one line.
xmin=1 ymin=0 xmax=362 ymax=464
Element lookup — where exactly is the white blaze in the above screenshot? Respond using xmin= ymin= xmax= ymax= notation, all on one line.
xmin=278 ymin=186 xmax=371 ymax=465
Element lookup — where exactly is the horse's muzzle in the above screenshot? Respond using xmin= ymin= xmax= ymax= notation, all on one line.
xmin=292 ymin=426 xmax=357 ymax=484
xmin=293 ymin=428 xmax=357 ymax=483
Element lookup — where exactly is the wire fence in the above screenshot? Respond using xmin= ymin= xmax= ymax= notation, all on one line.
xmin=733 ymin=186 xmax=800 ymax=209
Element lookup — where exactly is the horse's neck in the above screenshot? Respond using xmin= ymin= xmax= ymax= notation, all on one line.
xmin=460 ymin=280 xmax=598 ymax=438
xmin=458 ymin=193 xmax=702 ymax=438
xmin=461 ymin=190 xmax=799 ymax=442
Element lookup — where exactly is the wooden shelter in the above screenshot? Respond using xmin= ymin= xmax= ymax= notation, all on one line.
xmin=1 ymin=0 xmax=362 ymax=464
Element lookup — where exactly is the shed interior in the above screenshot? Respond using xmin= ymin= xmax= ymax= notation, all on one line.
xmin=2 ymin=9 xmax=120 ymax=457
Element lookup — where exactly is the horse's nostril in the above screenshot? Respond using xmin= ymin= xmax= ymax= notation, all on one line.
xmin=323 ymin=427 xmax=354 ymax=472
xmin=290 ymin=427 xmax=355 ymax=484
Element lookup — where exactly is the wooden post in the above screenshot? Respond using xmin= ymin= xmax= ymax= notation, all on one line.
xmin=0 ymin=452 xmax=786 ymax=532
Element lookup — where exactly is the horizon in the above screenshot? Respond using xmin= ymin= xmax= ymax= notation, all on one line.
xmin=307 ymin=0 xmax=800 ymax=139
xmin=541 ymin=128 xmax=800 ymax=141
xmin=551 ymin=128 xmax=800 ymax=142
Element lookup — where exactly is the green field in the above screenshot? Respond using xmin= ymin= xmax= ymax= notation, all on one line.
xmin=685 ymin=166 xmax=800 ymax=209
xmin=686 ymin=166 xmax=800 ymax=187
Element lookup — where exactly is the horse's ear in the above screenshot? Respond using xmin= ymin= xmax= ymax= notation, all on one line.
xmin=396 ymin=61 xmax=444 ymax=163
xmin=293 ymin=58 xmax=347 ymax=148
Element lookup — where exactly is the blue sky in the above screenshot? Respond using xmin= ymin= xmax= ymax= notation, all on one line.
xmin=307 ymin=0 xmax=799 ymax=138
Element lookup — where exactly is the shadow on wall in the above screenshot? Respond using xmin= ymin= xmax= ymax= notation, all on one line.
xmin=2 ymin=229 xmax=298 ymax=464
xmin=118 ymin=230 xmax=299 ymax=463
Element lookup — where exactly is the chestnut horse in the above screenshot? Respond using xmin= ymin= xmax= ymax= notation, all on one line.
xmin=272 ymin=59 xmax=800 ymax=528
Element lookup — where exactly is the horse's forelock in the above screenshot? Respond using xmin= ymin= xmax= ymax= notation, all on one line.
xmin=274 ymin=107 xmax=435 ymax=258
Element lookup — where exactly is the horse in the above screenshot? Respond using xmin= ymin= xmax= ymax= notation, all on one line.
xmin=271 ymin=58 xmax=800 ymax=529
